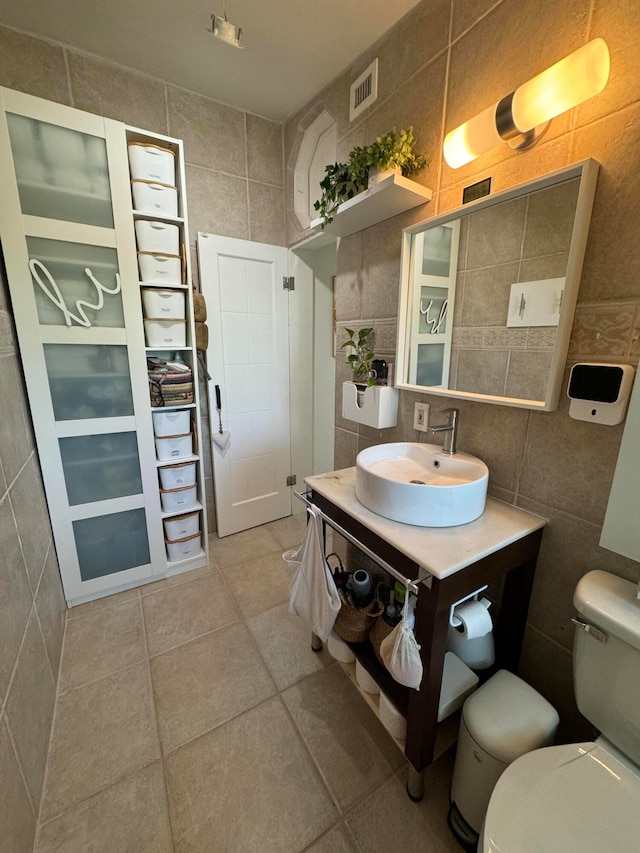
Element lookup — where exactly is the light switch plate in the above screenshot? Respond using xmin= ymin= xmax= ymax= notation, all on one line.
xmin=414 ymin=402 xmax=430 ymax=432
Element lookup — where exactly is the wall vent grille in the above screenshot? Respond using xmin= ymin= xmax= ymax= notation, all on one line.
xmin=350 ymin=59 xmax=378 ymax=122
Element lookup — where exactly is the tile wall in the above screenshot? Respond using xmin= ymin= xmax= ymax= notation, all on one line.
xmin=285 ymin=0 xmax=640 ymax=739
xmin=0 ymin=23 xmax=286 ymax=537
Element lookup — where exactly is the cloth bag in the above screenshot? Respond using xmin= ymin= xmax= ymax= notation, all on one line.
xmin=380 ymin=593 xmax=423 ymax=690
xmin=284 ymin=507 xmax=341 ymax=642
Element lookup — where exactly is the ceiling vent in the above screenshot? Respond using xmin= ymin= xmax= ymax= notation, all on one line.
xmin=350 ymin=58 xmax=378 ymax=122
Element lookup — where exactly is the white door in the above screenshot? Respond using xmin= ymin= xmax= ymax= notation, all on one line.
xmin=198 ymin=234 xmax=290 ymax=537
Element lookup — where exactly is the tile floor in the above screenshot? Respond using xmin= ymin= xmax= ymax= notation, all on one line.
xmin=35 ymin=515 xmax=461 ymax=852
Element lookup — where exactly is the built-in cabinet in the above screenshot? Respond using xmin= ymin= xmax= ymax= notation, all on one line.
xmin=0 ymin=87 xmax=207 ymax=606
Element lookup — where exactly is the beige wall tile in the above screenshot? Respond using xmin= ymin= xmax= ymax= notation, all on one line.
xmin=335 ymin=233 xmax=364 ymax=322
xmin=151 ymin=622 xmax=276 ymax=754
xmin=569 ymin=302 xmax=635 ymax=358
xmin=142 ymin=574 xmax=237 ymax=657
xmin=37 ymin=763 xmax=172 ymax=853
xmin=0 ymin=357 xmax=35 ymax=485
xmin=519 ymin=252 xmax=569 ymax=282
xmin=40 ymin=662 xmax=159 ymax=822
xmin=523 ymin=178 xmax=580 ymax=257
xmin=451 ymin=0 xmax=502 ymax=41
xmin=165 ymin=696 xmax=337 ymax=852
xmin=185 ymin=165 xmax=249 ymax=243
xmin=5 ymin=611 xmax=56 ymax=811
xmin=505 ymin=350 xmax=554 ymax=401
xmin=0 ymin=495 xmax=33 ymax=697
xmin=0 ymin=717 xmax=35 ymax=853
xmin=334 ymin=426 xmax=358 ymax=469
xmin=67 ymin=53 xmax=167 ymax=132
xmin=456 ymin=348 xmax=508 ymax=396
xmin=518 ymin=388 xmax=625 ymax=524
xmin=248 ymin=181 xmax=285 ymax=245
xmin=35 ymin=548 xmax=66 ymax=678
xmin=0 ymin=25 xmax=70 ymax=105
xmin=167 ymin=87 xmax=245 ymax=175
xmin=282 ymin=666 xmax=404 ymax=811
xmin=461 ymin=261 xmax=520 ymax=327
xmin=9 ymin=457 xmax=51 ymax=591
xmin=360 ymin=216 xmax=405 ymax=319
xmin=465 ymin=199 xmax=526 ymax=269
xmin=60 ymin=599 xmax=145 ymax=692
xmin=246 ymin=114 xmax=283 ymax=186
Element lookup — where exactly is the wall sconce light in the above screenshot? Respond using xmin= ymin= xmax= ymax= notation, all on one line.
xmin=443 ymin=38 xmax=610 ymax=169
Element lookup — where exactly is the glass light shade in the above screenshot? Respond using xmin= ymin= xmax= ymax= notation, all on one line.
xmin=512 ymin=38 xmax=610 ymax=132
xmin=443 ymin=103 xmax=502 ymax=169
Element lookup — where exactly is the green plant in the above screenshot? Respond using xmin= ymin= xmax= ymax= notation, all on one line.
xmin=341 ymin=327 xmax=375 ymax=386
xmin=349 ymin=127 xmax=429 ymax=184
xmin=313 ymin=162 xmax=362 ymax=229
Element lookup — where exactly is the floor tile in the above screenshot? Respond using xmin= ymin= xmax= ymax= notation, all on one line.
xmin=59 ymin=599 xmax=146 ymax=692
xmin=142 ymin=573 xmax=237 ymax=657
xmin=165 ymin=696 xmax=337 ymax=852
xmin=151 ymin=622 xmax=276 ymax=754
xmin=282 ymin=665 xmax=404 ymax=812
xmin=66 ymin=587 xmax=139 ymax=619
xmin=40 ymin=662 xmax=159 ymax=823
xmin=222 ymin=551 xmax=290 ymax=618
xmin=264 ymin=513 xmax=308 ymax=550
xmin=140 ymin=562 xmax=216 ymax=596
xmin=210 ymin=525 xmax=282 ymax=568
xmin=344 ymin=753 xmax=460 ymax=853
xmin=306 ymin=823 xmax=357 ymax=853
xmin=246 ymin=602 xmax=332 ymax=691
xmin=36 ymin=763 xmax=172 ymax=853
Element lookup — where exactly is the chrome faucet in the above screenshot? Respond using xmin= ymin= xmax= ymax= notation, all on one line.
xmin=429 ymin=407 xmax=459 ymax=454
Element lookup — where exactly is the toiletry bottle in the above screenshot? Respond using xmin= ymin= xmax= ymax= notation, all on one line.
xmin=394 ymin=581 xmax=406 ymax=607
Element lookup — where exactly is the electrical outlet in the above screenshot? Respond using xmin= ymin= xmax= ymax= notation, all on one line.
xmin=413 ymin=402 xmax=430 ymax=432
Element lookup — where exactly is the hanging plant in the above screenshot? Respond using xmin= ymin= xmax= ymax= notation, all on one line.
xmin=350 ymin=127 xmax=429 ymax=186
xmin=313 ymin=162 xmax=363 ymax=229
xmin=341 ymin=327 xmax=376 ymax=387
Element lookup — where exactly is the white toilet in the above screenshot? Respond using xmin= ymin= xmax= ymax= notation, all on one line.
xmin=481 ymin=570 xmax=640 ymax=851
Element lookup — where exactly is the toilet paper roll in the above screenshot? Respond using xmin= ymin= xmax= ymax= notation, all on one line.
xmin=452 ymin=599 xmax=492 ymax=639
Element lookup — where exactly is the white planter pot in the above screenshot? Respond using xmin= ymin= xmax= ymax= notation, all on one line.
xmin=368 ymin=165 xmax=401 ymax=186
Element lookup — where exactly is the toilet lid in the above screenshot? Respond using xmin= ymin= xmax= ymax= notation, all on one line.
xmin=482 ymin=742 xmax=640 ymax=852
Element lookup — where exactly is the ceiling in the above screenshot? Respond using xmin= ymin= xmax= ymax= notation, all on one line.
xmin=0 ymin=0 xmax=423 ymax=121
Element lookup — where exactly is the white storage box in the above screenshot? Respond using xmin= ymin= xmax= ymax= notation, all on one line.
xmin=131 ymin=180 xmax=178 ymax=217
xmin=379 ymin=692 xmax=407 ymax=740
xmin=166 ymin=530 xmax=201 ymax=562
xmin=158 ymin=461 xmax=196 ymax=490
xmin=163 ymin=510 xmax=200 ymax=541
xmin=153 ymin=409 xmax=190 ymax=437
xmin=327 ymin=631 xmax=355 ymax=663
xmin=160 ymin=483 xmax=198 ymax=513
xmin=142 ymin=288 xmax=185 ymax=319
xmin=155 ymin=432 xmax=192 ymax=462
xmin=138 ymin=252 xmax=182 ymax=285
xmin=355 ymin=660 xmax=380 ymax=694
xmin=144 ymin=318 xmax=186 ymax=347
xmin=128 ymin=143 xmax=176 ymax=184
xmin=135 ymin=220 xmax=180 ymax=254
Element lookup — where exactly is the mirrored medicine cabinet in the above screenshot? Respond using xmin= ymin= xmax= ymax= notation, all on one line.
xmin=395 ymin=159 xmax=600 ymax=410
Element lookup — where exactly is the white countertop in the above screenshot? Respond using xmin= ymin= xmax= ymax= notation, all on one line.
xmin=305 ymin=468 xmax=546 ymax=581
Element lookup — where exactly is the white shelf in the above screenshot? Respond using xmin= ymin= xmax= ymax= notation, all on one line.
xmin=161 ymin=500 xmax=203 ymax=520
xmin=151 ymin=402 xmax=196 ymax=412
xmin=139 ymin=281 xmax=188 ymax=290
xmin=155 ymin=454 xmax=199 ymax=467
xmin=132 ymin=211 xmax=184 ymax=226
xmin=165 ymin=547 xmax=206 ymax=569
xmin=309 ymin=173 xmax=432 ymax=240
xmin=145 ymin=345 xmax=192 ymax=352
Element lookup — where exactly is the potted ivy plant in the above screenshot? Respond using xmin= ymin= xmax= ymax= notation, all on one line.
xmin=313 ymin=162 xmax=363 ymax=229
xmin=341 ymin=327 xmax=375 ymax=403
xmin=350 ymin=127 xmax=429 ymax=187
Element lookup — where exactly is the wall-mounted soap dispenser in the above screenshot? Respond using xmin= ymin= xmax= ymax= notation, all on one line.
xmin=567 ymin=363 xmax=635 ymax=425
xmin=342 ymin=382 xmax=399 ymax=428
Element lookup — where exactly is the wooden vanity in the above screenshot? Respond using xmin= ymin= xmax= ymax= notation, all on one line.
xmin=304 ymin=468 xmax=546 ymax=797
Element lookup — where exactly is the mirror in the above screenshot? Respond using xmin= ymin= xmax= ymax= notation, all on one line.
xmin=396 ymin=160 xmax=599 ymax=410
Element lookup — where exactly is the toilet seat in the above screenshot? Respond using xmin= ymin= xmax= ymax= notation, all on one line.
xmin=482 ymin=741 xmax=640 ymax=852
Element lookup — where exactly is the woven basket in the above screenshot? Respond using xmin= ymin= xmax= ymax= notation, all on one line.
xmin=369 ymin=616 xmax=394 ymax=665
xmin=334 ymin=598 xmax=381 ymax=644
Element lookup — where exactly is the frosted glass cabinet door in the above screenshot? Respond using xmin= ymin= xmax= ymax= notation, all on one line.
xmin=43 ymin=343 xmax=134 ymax=420
xmin=73 ymin=508 xmax=150 ymax=581
xmin=27 ymin=237 xmax=124 ymax=328
xmin=6 ymin=113 xmax=114 ymax=228
xmin=59 ymin=432 xmax=143 ymax=506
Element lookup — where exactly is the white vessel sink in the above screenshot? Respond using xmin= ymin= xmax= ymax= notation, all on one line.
xmin=355 ymin=442 xmax=489 ymax=527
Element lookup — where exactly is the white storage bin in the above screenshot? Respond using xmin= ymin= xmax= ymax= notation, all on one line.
xmin=144 ymin=318 xmax=186 ymax=347
xmin=355 ymin=660 xmax=380 ymax=695
xmin=138 ymin=252 xmax=182 ymax=285
xmin=160 ymin=483 xmax=198 ymax=513
xmin=155 ymin=432 xmax=192 ymax=462
xmin=158 ymin=461 xmax=196 ymax=490
xmin=153 ymin=409 xmax=190 ymax=437
xmin=163 ymin=510 xmax=200 ymax=541
xmin=135 ymin=220 xmax=180 ymax=255
xmin=131 ymin=180 xmax=178 ymax=217
xmin=379 ymin=692 xmax=408 ymax=740
xmin=142 ymin=288 xmax=185 ymax=319
xmin=128 ymin=143 xmax=176 ymax=184
xmin=327 ymin=631 xmax=356 ymax=663
xmin=166 ymin=530 xmax=202 ymax=562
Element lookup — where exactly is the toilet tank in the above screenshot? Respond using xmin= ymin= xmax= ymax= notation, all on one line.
xmin=573 ymin=570 xmax=640 ymax=767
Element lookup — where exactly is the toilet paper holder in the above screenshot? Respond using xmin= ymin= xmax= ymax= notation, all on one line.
xmin=449 ymin=586 xmax=490 ymax=628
